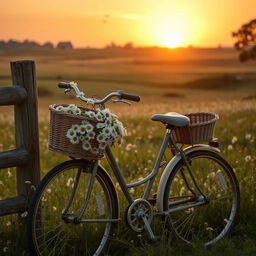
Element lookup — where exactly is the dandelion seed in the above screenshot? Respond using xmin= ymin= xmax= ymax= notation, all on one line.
xmin=66 ymin=178 xmax=73 ymax=187
xmin=227 ymin=145 xmax=233 ymax=151
xmin=245 ymin=133 xmax=252 ymax=140
xmin=125 ymin=143 xmax=133 ymax=151
xmin=245 ymin=155 xmax=252 ymax=162
xmin=231 ymin=136 xmax=238 ymax=144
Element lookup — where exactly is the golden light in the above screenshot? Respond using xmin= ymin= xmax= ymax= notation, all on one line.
xmin=146 ymin=12 xmax=191 ymax=48
xmin=161 ymin=33 xmax=182 ymax=48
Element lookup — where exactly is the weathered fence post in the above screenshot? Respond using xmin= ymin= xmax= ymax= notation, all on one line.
xmin=0 ymin=60 xmax=40 ymax=216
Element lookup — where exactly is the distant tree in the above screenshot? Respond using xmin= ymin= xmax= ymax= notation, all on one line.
xmin=232 ymin=18 xmax=256 ymax=62
xmin=123 ymin=42 xmax=134 ymax=49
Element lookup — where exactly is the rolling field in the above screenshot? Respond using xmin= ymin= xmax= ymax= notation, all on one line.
xmin=0 ymin=47 xmax=255 ymax=255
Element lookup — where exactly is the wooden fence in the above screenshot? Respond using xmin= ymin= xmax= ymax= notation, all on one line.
xmin=0 ymin=60 xmax=40 ymax=216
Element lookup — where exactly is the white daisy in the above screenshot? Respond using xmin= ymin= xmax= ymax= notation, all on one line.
xmin=102 ymin=127 xmax=111 ymax=137
xmin=82 ymin=141 xmax=91 ymax=151
xmin=84 ymin=123 xmax=94 ymax=132
xmin=96 ymin=122 xmax=105 ymax=129
xmin=96 ymin=134 xmax=106 ymax=143
xmin=88 ymin=131 xmax=96 ymax=139
xmin=99 ymin=141 xmax=107 ymax=150
xmin=79 ymin=135 xmax=86 ymax=141
xmin=79 ymin=124 xmax=87 ymax=134
xmin=102 ymin=109 xmax=112 ymax=119
xmin=105 ymin=119 xmax=112 ymax=126
xmin=74 ymin=108 xmax=81 ymax=115
xmin=71 ymin=124 xmax=80 ymax=132
xmin=87 ymin=111 xmax=96 ymax=118
xmin=82 ymin=120 xmax=89 ymax=125
xmin=70 ymin=136 xmax=79 ymax=144
xmin=66 ymin=128 xmax=76 ymax=139
xmin=56 ymin=105 xmax=64 ymax=111
xmin=95 ymin=111 xmax=104 ymax=121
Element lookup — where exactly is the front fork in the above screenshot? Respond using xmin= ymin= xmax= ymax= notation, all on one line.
xmin=62 ymin=160 xmax=98 ymax=224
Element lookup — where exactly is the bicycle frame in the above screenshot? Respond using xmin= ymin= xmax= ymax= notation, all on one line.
xmin=64 ymin=128 xmax=211 ymax=223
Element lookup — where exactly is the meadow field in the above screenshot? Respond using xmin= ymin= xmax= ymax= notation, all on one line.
xmin=0 ymin=47 xmax=255 ymax=255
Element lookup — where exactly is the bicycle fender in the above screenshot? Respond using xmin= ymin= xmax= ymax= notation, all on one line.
xmin=156 ymin=145 xmax=220 ymax=212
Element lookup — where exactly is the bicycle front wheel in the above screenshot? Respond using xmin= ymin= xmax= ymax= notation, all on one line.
xmin=163 ymin=150 xmax=240 ymax=246
xmin=27 ymin=160 xmax=118 ymax=256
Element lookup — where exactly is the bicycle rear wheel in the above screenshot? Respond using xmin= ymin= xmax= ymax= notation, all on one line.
xmin=27 ymin=160 xmax=118 ymax=256
xmin=163 ymin=150 xmax=239 ymax=246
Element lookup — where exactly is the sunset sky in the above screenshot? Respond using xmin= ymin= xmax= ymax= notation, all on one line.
xmin=1 ymin=0 xmax=256 ymax=48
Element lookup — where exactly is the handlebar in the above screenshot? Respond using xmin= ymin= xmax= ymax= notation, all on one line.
xmin=58 ymin=81 xmax=140 ymax=105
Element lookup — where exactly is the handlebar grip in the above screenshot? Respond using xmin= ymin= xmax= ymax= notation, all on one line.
xmin=58 ymin=82 xmax=71 ymax=89
xmin=120 ymin=92 xmax=140 ymax=102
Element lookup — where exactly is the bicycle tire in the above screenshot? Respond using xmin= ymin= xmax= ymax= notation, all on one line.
xmin=27 ymin=159 xmax=119 ymax=256
xmin=163 ymin=150 xmax=240 ymax=246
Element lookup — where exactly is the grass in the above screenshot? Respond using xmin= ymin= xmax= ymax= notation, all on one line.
xmin=0 ymin=48 xmax=256 ymax=255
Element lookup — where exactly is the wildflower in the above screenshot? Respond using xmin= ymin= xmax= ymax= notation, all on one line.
xmin=99 ymin=141 xmax=107 ymax=150
xmin=102 ymin=127 xmax=111 ymax=137
xmin=74 ymin=108 xmax=81 ymax=115
xmin=96 ymin=123 xmax=105 ymax=129
xmin=95 ymin=112 xmax=104 ymax=121
xmin=66 ymin=178 xmax=73 ymax=187
xmin=125 ymin=144 xmax=133 ymax=151
xmin=56 ymin=105 xmax=64 ymax=111
xmin=53 ymin=206 xmax=57 ymax=211
xmin=97 ymin=134 xmax=106 ymax=143
xmin=102 ymin=109 xmax=112 ymax=119
xmin=88 ymin=131 xmax=96 ymax=139
xmin=70 ymin=136 xmax=79 ymax=144
xmin=82 ymin=141 xmax=91 ymax=151
xmin=105 ymin=119 xmax=112 ymax=126
xmin=79 ymin=135 xmax=86 ymax=141
xmin=84 ymin=123 xmax=94 ymax=132
xmin=3 ymin=247 xmax=8 ymax=253
xmin=71 ymin=124 xmax=80 ymax=132
xmin=227 ymin=145 xmax=233 ymax=151
xmin=245 ymin=155 xmax=252 ymax=162
xmin=79 ymin=125 xmax=87 ymax=134
xmin=25 ymin=180 xmax=31 ymax=185
xmin=66 ymin=128 xmax=76 ymax=139
xmin=245 ymin=133 xmax=252 ymax=140
xmin=6 ymin=221 xmax=11 ymax=226
xmin=82 ymin=120 xmax=89 ymax=125
xmin=231 ymin=136 xmax=238 ymax=144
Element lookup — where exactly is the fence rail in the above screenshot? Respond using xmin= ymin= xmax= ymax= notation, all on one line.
xmin=0 ymin=60 xmax=40 ymax=216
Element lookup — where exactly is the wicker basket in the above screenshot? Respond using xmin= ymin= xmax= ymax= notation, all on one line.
xmin=48 ymin=104 xmax=104 ymax=159
xmin=171 ymin=112 xmax=219 ymax=144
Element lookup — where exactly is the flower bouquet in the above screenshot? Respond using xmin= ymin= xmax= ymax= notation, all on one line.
xmin=48 ymin=104 xmax=126 ymax=159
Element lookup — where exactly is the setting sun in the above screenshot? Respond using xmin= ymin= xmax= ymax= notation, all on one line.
xmin=161 ymin=33 xmax=182 ymax=48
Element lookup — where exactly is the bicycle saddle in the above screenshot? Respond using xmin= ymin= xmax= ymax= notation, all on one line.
xmin=151 ymin=112 xmax=190 ymax=127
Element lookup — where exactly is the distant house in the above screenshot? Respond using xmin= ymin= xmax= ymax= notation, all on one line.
xmin=56 ymin=41 xmax=73 ymax=49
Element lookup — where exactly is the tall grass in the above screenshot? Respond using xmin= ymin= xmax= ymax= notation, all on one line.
xmin=0 ymin=99 xmax=255 ymax=255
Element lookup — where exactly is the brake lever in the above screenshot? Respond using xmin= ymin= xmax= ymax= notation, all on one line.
xmin=112 ymin=99 xmax=131 ymax=105
xmin=64 ymin=88 xmax=71 ymax=94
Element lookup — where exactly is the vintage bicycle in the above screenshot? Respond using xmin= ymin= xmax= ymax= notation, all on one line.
xmin=27 ymin=82 xmax=240 ymax=256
